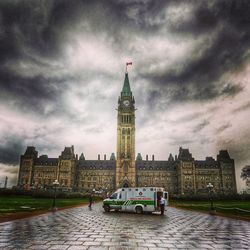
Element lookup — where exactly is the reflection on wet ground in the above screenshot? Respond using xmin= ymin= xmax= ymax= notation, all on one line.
xmin=0 ymin=203 xmax=249 ymax=249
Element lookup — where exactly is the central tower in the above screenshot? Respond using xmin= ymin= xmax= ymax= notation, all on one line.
xmin=116 ymin=72 xmax=136 ymax=188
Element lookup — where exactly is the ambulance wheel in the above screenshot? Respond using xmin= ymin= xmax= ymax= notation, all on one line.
xmin=104 ymin=205 xmax=110 ymax=212
xmin=135 ymin=206 xmax=143 ymax=214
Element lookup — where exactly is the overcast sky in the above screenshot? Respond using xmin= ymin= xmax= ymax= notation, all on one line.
xmin=0 ymin=0 xmax=249 ymax=191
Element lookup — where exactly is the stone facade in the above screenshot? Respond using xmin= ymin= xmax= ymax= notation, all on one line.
xmin=17 ymin=72 xmax=237 ymax=195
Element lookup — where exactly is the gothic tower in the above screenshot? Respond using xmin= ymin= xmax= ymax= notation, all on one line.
xmin=116 ymin=72 xmax=136 ymax=188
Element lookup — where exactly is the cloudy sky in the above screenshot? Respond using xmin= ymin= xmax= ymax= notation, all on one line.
xmin=0 ymin=0 xmax=249 ymax=190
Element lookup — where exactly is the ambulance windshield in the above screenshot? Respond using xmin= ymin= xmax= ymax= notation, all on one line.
xmin=110 ymin=193 xmax=118 ymax=199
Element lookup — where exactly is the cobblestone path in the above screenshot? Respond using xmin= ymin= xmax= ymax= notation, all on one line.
xmin=0 ymin=203 xmax=249 ymax=249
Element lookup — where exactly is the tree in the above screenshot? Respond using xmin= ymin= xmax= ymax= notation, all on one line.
xmin=241 ymin=165 xmax=250 ymax=180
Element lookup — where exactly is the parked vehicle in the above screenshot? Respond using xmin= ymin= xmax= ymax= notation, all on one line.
xmin=103 ymin=187 xmax=168 ymax=214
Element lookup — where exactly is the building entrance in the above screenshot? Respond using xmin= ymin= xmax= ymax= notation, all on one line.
xmin=123 ymin=181 xmax=129 ymax=188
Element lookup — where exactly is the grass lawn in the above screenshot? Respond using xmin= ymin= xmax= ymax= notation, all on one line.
xmin=0 ymin=195 xmax=91 ymax=221
xmin=170 ymin=200 xmax=250 ymax=220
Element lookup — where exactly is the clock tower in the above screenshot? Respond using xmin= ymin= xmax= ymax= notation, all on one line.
xmin=116 ymin=72 xmax=136 ymax=188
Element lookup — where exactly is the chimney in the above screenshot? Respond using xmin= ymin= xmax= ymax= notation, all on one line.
xmin=152 ymin=154 xmax=154 ymax=161
xmin=146 ymin=155 xmax=148 ymax=161
xmin=104 ymin=154 xmax=106 ymax=160
xmin=76 ymin=154 xmax=78 ymax=160
xmin=175 ymin=155 xmax=177 ymax=161
xmin=98 ymin=154 xmax=100 ymax=160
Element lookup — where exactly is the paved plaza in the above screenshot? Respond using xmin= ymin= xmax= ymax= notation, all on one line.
xmin=0 ymin=203 xmax=249 ymax=250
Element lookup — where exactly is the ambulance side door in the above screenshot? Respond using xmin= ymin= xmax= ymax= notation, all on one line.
xmin=164 ymin=192 xmax=168 ymax=206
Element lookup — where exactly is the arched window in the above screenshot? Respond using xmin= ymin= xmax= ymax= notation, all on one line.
xmin=124 ymin=162 xmax=128 ymax=173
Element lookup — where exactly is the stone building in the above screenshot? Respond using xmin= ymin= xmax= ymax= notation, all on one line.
xmin=17 ymin=72 xmax=237 ymax=195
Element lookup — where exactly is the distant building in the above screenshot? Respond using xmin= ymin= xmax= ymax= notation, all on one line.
xmin=17 ymin=72 xmax=237 ymax=195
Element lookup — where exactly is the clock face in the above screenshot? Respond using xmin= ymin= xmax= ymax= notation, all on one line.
xmin=123 ymin=100 xmax=130 ymax=106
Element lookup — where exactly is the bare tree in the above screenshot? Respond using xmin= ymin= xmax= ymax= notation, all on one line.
xmin=241 ymin=165 xmax=250 ymax=180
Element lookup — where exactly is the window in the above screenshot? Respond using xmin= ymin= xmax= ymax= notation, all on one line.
xmin=124 ymin=164 xmax=128 ymax=173
xmin=110 ymin=193 xmax=118 ymax=199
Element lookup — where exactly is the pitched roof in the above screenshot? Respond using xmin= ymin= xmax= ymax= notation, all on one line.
xmin=217 ymin=150 xmax=233 ymax=162
xmin=35 ymin=156 xmax=58 ymax=166
xmin=60 ymin=146 xmax=75 ymax=159
xmin=136 ymin=160 xmax=177 ymax=171
xmin=78 ymin=160 xmax=116 ymax=170
xmin=178 ymin=147 xmax=193 ymax=161
xmin=23 ymin=146 xmax=38 ymax=158
xmin=121 ymin=73 xmax=132 ymax=97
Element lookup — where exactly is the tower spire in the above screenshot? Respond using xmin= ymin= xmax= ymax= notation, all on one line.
xmin=122 ymin=62 xmax=133 ymax=97
xmin=121 ymin=73 xmax=132 ymax=97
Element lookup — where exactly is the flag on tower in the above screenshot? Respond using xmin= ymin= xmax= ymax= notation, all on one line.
xmin=126 ymin=62 xmax=132 ymax=72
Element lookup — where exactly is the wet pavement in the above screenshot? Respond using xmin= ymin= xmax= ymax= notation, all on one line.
xmin=0 ymin=203 xmax=249 ymax=249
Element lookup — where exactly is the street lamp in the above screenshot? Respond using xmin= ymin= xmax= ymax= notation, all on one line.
xmin=52 ymin=180 xmax=59 ymax=211
xmin=207 ymin=182 xmax=215 ymax=214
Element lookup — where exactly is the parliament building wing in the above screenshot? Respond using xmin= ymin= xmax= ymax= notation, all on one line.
xmin=17 ymin=72 xmax=237 ymax=195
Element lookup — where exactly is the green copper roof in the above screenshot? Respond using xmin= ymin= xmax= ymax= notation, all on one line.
xmin=110 ymin=153 xmax=116 ymax=160
xmin=121 ymin=73 xmax=132 ymax=97
xmin=79 ymin=153 xmax=85 ymax=161
xmin=136 ymin=153 xmax=142 ymax=161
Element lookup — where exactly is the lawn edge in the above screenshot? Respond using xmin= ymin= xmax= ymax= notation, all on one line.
xmin=169 ymin=204 xmax=250 ymax=222
xmin=0 ymin=202 xmax=90 ymax=223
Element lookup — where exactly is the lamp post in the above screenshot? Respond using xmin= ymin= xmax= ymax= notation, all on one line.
xmin=52 ymin=180 xmax=59 ymax=211
xmin=207 ymin=182 xmax=215 ymax=214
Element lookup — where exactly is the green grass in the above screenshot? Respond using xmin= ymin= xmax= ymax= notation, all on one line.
xmin=170 ymin=200 xmax=250 ymax=218
xmin=0 ymin=195 xmax=89 ymax=215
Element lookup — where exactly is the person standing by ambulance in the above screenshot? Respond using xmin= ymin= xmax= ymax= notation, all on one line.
xmin=88 ymin=193 xmax=93 ymax=209
xmin=160 ymin=195 xmax=166 ymax=215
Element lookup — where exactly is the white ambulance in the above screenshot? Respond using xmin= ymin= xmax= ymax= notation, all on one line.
xmin=103 ymin=187 xmax=168 ymax=214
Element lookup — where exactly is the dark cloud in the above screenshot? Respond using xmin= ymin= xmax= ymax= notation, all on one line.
xmin=0 ymin=67 xmax=69 ymax=115
xmin=0 ymin=138 xmax=24 ymax=165
xmin=0 ymin=0 xmax=164 ymax=117
xmin=216 ymin=123 xmax=232 ymax=134
xmin=1 ymin=0 xmax=247 ymax=113
xmin=172 ymin=112 xmax=203 ymax=124
xmin=140 ymin=0 xmax=249 ymax=104
xmin=169 ymin=139 xmax=194 ymax=146
xmin=233 ymin=101 xmax=250 ymax=113
xmin=200 ymin=138 xmax=213 ymax=145
xmin=221 ymin=83 xmax=243 ymax=97
xmin=0 ymin=1 xmax=60 ymax=62
xmin=192 ymin=120 xmax=210 ymax=133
